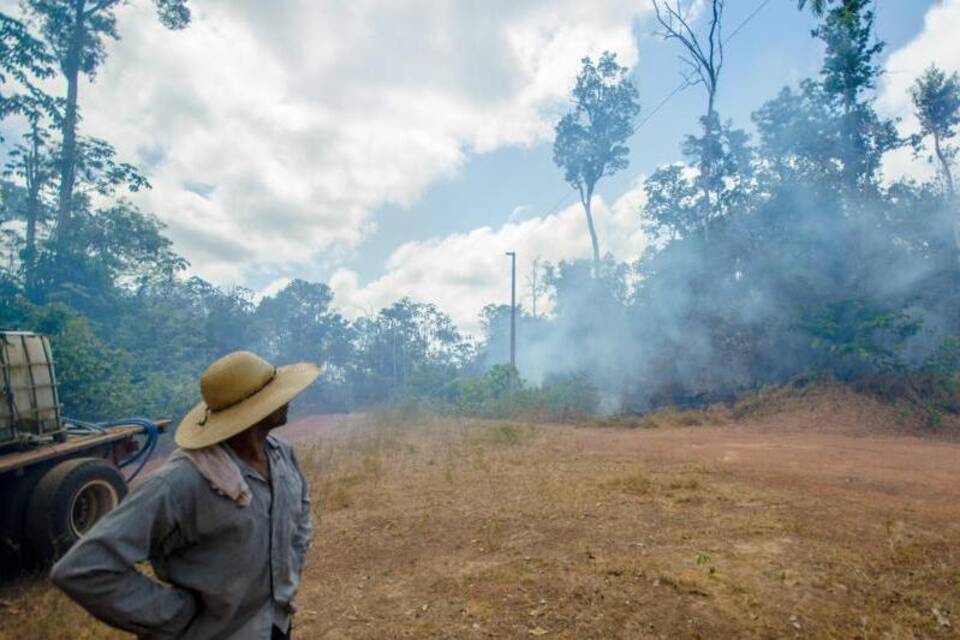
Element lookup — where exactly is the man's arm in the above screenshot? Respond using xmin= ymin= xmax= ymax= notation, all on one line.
xmin=289 ymin=449 xmax=314 ymax=578
xmin=50 ymin=472 xmax=197 ymax=639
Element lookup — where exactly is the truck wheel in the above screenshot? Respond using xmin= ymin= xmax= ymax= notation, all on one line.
xmin=26 ymin=458 xmax=127 ymax=563
xmin=0 ymin=468 xmax=45 ymax=568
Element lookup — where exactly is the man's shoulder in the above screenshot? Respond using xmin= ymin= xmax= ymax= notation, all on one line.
xmin=140 ymin=453 xmax=206 ymax=493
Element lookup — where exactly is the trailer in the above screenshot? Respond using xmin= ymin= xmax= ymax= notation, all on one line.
xmin=0 ymin=332 xmax=167 ymax=573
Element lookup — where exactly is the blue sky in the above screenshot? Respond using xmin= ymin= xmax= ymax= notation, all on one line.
xmin=353 ymin=1 xmax=930 ymax=282
xmin=0 ymin=0 xmax=952 ymax=331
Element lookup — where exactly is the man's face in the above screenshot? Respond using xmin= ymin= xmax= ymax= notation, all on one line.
xmin=262 ymin=403 xmax=289 ymax=431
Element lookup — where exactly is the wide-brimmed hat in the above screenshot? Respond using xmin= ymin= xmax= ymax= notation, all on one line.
xmin=175 ymin=351 xmax=320 ymax=449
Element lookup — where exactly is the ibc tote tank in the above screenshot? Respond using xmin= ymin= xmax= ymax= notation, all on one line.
xmin=0 ymin=332 xmax=63 ymax=447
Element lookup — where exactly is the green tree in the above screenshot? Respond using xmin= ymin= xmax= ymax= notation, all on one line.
xmin=32 ymin=200 xmax=185 ymax=319
xmin=911 ymin=64 xmax=960 ymax=265
xmin=0 ymin=13 xmax=58 ymax=298
xmin=256 ymin=280 xmax=333 ymax=355
xmin=911 ymin=64 xmax=960 ymax=199
xmin=20 ymin=0 xmax=190 ymax=251
xmin=553 ymin=51 xmax=639 ymax=272
xmin=29 ymin=136 xmax=157 ymax=308
xmin=352 ymin=299 xmax=470 ymax=404
xmin=812 ymin=0 xmax=896 ymax=192
xmin=20 ymin=302 xmax=137 ymax=418
xmin=643 ymin=116 xmax=753 ymax=240
xmin=751 ymin=80 xmax=839 ymax=187
xmin=0 ymin=12 xmax=55 ymax=126
xmin=255 ymin=279 xmax=353 ymax=371
xmin=796 ymin=0 xmax=832 ymax=16
xmin=3 ymin=115 xmax=58 ymax=299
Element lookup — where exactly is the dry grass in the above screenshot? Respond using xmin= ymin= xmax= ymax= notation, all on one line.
xmin=0 ymin=578 xmax=126 ymax=639
xmin=590 ymin=404 xmax=732 ymax=430
xmin=592 ymin=380 xmax=960 ymax=439
xmin=2 ymin=401 xmax=960 ymax=639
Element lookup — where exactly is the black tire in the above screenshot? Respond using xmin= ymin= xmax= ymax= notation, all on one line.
xmin=26 ymin=458 xmax=127 ymax=564
xmin=0 ymin=467 xmax=45 ymax=572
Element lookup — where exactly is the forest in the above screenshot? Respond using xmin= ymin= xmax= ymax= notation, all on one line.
xmin=1 ymin=0 xmax=959 ymax=425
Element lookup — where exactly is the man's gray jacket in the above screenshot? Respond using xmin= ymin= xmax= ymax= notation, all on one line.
xmin=51 ymin=435 xmax=314 ymax=640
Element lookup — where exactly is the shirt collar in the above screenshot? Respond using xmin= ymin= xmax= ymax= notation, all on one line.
xmin=222 ymin=441 xmax=270 ymax=483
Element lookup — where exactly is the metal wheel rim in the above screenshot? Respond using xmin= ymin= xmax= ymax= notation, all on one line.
xmin=68 ymin=479 xmax=118 ymax=538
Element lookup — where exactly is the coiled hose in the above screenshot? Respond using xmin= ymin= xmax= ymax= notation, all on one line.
xmin=64 ymin=417 xmax=161 ymax=483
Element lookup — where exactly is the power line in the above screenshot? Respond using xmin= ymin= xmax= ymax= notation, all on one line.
xmin=725 ymin=0 xmax=775 ymax=43
xmin=635 ymin=74 xmax=695 ymax=129
xmin=638 ymin=0 xmax=774 ymax=129
xmin=532 ymin=0 xmax=775 ymax=220
xmin=540 ymin=188 xmax=578 ymax=219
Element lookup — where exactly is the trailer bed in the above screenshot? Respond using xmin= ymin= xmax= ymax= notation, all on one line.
xmin=0 ymin=421 xmax=168 ymax=475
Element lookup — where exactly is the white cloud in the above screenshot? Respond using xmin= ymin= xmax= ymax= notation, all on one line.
xmin=331 ymin=181 xmax=650 ymax=334
xmin=4 ymin=0 xmax=649 ymax=284
xmin=878 ymin=0 xmax=960 ymax=183
xmin=509 ymin=204 xmax=533 ymax=221
xmin=257 ymin=277 xmax=293 ymax=302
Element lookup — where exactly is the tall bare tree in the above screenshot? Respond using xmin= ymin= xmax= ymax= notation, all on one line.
xmin=652 ymin=0 xmax=724 ymax=126
xmin=652 ymin=0 xmax=725 ymax=234
xmin=525 ymin=256 xmax=545 ymax=318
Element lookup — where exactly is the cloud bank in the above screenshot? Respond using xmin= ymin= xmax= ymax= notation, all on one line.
xmin=11 ymin=0 xmax=649 ymax=284
xmin=330 ymin=182 xmax=649 ymax=334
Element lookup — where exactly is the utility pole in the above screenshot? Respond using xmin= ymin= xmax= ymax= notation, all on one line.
xmin=506 ymin=251 xmax=516 ymax=387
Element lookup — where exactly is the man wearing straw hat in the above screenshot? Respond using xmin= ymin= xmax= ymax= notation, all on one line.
xmin=51 ymin=351 xmax=320 ymax=639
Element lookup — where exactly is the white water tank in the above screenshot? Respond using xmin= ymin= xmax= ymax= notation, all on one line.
xmin=0 ymin=332 xmax=63 ymax=447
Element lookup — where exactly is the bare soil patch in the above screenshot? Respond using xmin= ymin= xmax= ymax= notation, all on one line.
xmin=2 ymin=399 xmax=959 ymax=639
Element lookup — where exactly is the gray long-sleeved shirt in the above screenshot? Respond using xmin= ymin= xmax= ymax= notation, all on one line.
xmin=51 ymin=435 xmax=314 ymax=640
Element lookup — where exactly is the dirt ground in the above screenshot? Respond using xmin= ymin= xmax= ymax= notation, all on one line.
xmin=2 ymin=390 xmax=959 ymax=639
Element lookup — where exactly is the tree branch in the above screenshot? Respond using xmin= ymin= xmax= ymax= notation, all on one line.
xmin=652 ymin=0 xmax=709 ymax=69
xmin=651 ymin=0 xmax=724 ymax=102
xmin=83 ymin=0 xmax=122 ymax=18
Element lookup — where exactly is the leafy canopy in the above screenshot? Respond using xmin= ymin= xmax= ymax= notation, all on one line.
xmin=553 ymin=51 xmax=640 ymax=197
xmin=911 ymin=64 xmax=960 ymax=143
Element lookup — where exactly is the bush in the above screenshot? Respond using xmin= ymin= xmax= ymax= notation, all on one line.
xmin=25 ymin=304 xmax=138 ymax=420
xmin=439 ymin=366 xmax=599 ymax=422
xmin=853 ymin=337 xmax=960 ymax=427
xmin=802 ymin=298 xmax=922 ymax=379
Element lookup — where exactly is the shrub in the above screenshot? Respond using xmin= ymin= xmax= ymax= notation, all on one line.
xmin=437 ymin=366 xmax=599 ymax=422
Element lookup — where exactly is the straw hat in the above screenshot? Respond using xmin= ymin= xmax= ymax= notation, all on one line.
xmin=175 ymin=351 xmax=320 ymax=449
